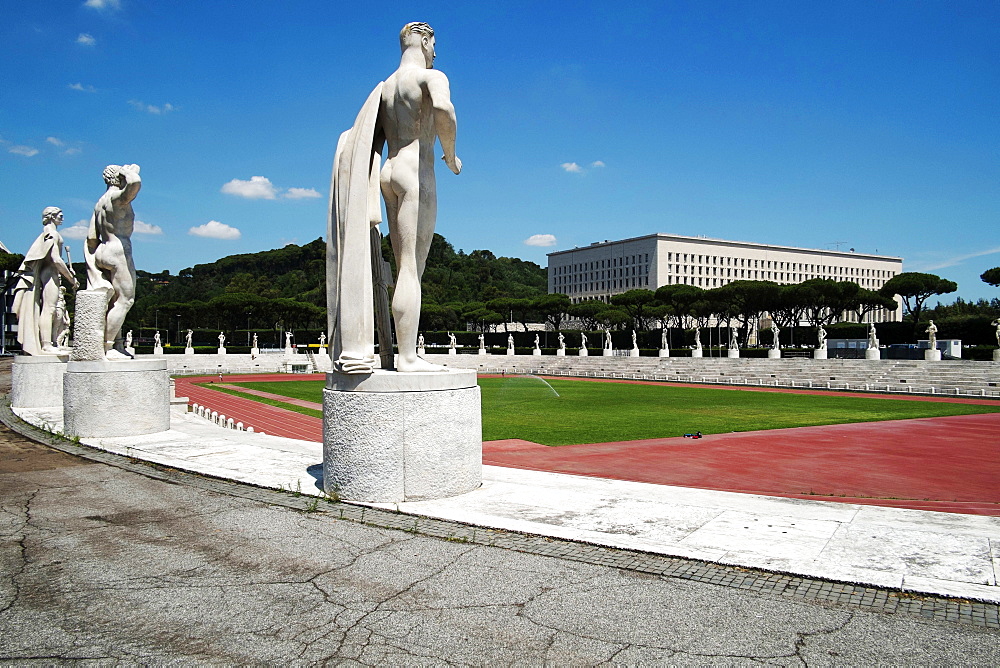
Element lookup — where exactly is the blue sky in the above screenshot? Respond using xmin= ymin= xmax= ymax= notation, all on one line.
xmin=2 ymin=1 xmax=998 ymax=303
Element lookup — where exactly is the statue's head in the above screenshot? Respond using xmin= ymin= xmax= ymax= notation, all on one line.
xmin=400 ymin=22 xmax=435 ymax=67
xmin=41 ymin=206 xmax=63 ymax=226
xmin=102 ymin=165 xmax=123 ymax=188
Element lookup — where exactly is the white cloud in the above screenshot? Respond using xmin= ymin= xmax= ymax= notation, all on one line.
xmin=46 ymin=136 xmax=64 ymax=147
xmin=128 ymin=99 xmax=175 ymax=114
xmin=221 ymin=176 xmax=278 ymax=200
xmin=188 ymin=220 xmax=241 ymax=240
xmin=76 ymin=33 xmax=96 ymax=46
xmin=524 ymin=233 xmax=558 ymax=247
xmin=283 ymin=187 xmax=322 ymax=199
xmin=64 ymin=147 xmax=82 ymax=156
xmin=62 ymin=220 xmax=90 ymax=240
xmin=912 ymin=246 xmax=1000 ymax=272
xmin=560 ymin=162 xmax=583 ymax=173
xmin=9 ymin=145 xmax=39 ymax=157
xmin=68 ymin=83 xmax=97 ymax=93
xmin=133 ymin=220 xmax=163 ymax=235
xmin=591 ymin=160 xmax=606 ymax=168
xmin=84 ymin=0 xmax=122 ymax=10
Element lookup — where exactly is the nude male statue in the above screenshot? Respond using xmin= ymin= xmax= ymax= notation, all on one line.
xmin=84 ymin=164 xmax=141 ymax=359
xmin=12 ymin=206 xmax=79 ymax=355
xmin=328 ymin=22 xmax=460 ymax=375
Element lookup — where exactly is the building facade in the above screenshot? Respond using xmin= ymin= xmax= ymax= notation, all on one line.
xmin=547 ymin=233 xmax=903 ymax=322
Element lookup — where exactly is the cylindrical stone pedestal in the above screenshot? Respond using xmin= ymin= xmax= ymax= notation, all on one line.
xmin=11 ymin=355 xmax=69 ymax=409
xmin=691 ymin=349 xmax=703 ymax=358
xmin=323 ymin=369 xmax=482 ymax=503
xmin=532 ymin=349 xmax=541 ymax=356
xmin=578 ymin=349 xmax=588 ymax=356
xmin=924 ymin=349 xmax=941 ymax=361
xmin=994 ymin=349 xmax=1000 ymax=362
xmin=813 ymin=348 xmax=828 ymax=360
xmin=727 ymin=348 xmax=740 ymax=359
xmin=768 ymin=349 xmax=781 ymax=359
xmin=603 ymin=349 xmax=613 ymax=357
xmin=556 ymin=349 xmax=566 ymax=356
xmin=479 ymin=348 xmax=488 ymax=356
xmin=506 ymin=349 xmax=514 ymax=356
xmin=866 ymin=348 xmax=881 ymax=360
xmin=185 ymin=347 xmax=195 ymax=355
xmin=448 ymin=348 xmax=457 ymax=355
xmin=658 ymin=349 xmax=670 ymax=358
xmin=63 ymin=359 xmax=170 ymax=437
xmin=629 ymin=349 xmax=639 ymax=357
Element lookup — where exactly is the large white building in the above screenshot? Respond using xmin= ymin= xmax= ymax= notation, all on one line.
xmin=548 ymin=233 xmax=903 ymax=321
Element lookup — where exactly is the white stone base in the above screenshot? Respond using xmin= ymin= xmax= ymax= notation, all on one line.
xmin=251 ymin=347 xmax=260 ymax=356
xmin=323 ymin=370 xmax=482 ymax=503
xmin=479 ymin=348 xmax=488 ymax=356
xmin=11 ymin=355 xmax=69 ymax=409
xmin=417 ymin=347 xmax=425 ymax=356
xmin=578 ymin=349 xmax=588 ymax=356
xmin=125 ymin=347 xmax=135 ymax=357
xmin=866 ymin=348 xmax=881 ymax=360
xmin=629 ymin=348 xmax=639 ymax=357
xmin=658 ymin=349 xmax=670 ymax=358
xmin=532 ymin=349 xmax=541 ymax=356
xmin=448 ymin=348 xmax=457 ymax=355
xmin=318 ymin=346 xmax=328 ymax=356
xmin=813 ymin=348 xmax=828 ymax=360
xmin=153 ymin=346 xmax=164 ymax=355
xmin=925 ymin=348 xmax=942 ymax=361
xmin=506 ymin=349 xmax=514 ymax=356
xmin=185 ymin=347 xmax=195 ymax=355
xmin=728 ymin=348 xmax=740 ymax=358
xmin=994 ymin=349 xmax=1000 ymax=362
xmin=557 ymin=349 xmax=566 ymax=357
xmin=285 ymin=347 xmax=295 ymax=356
xmin=691 ymin=349 xmax=703 ymax=358
xmin=603 ymin=349 xmax=613 ymax=357
xmin=768 ymin=349 xmax=781 ymax=359
xmin=218 ymin=347 xmax=227 ymax=355
xmin=63 ymin=359 xmax=170 ymax=437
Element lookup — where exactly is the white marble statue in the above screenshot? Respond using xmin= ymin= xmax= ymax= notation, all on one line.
xmin=817 ymin=324 xmax=827 ymax=349
xmin=661 ymin=328 xmax=668 ymax=351
xmin=631 ymin=329 xmax=637 ymax=349
xmin=285 ymin=331 xmax=293 ymax=348
xmin=253 ymin=333 xmax=259 ymax=348
xmin=693 ymin=325 xmax=702 ymax=350
xmin=218 ymin=332 xmax=226 ymax=346
xmin=84 ymin=164 xmax=141 ymax=359
xmin=993 ymin=319 xmax=1000 ymax=346
xmin=319 ymin=332 xmax=326 ymax=347
xmin=154 ymin=331 xmax=161 ymax=347
xmin=868 ymin=323 xmax=879 ymax=349
xmin=770 ymin=322 xmax=780 ymax=350
xmin=534 ymin=334 xmax=540 ymax=351
xmin=125 ymin=330 xmax=133 ymax=349
xmin=54 ymin=287 xmax=71 ymax=349
xmin=926 ymin=320 xmax=938 ymax=347
xmin=327 ymin=22 xmax=461 ymax=374
xmin=417 ymin=333 xmax=425 ymax=348
xmin=558 ymin=332 xmax=566 ymax=350
xmin=478 ymin=333 xmax=485 ymax=349
xmin=185 ymin=329 xmax=193 ymax=348
xmin=580 ymin=332 xmax=588 ymax=349
xmin=11 ymin=207 xmax=79 ymax=355
xmin=507 ymin=334 xmax=514 ymax=350
xmin=729 ymin=329 xmax=738 ymax=350
xmin=448 ymin=332 xmax=457 ymax=349
xmin=604 ymin=328 xmax=612 ymax=350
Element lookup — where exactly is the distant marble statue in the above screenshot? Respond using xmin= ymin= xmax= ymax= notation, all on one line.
xmin=507 ymin=334 xmax=514 ymax=350
xmin=770 ymin=322 xmax=780 ymax=350
xmin=631 ymin=330 xmax=637 ymax=348
xmin=154 ymin=331 xmax=161 ymax=347
xmin=285 ymin=331 xmax=293 ymax=349
xmin=11 ymin=206 xmax=79 ymax=355
xmin=253 ymin=333 xmax=259 ymax=348
xmin=54 ymin=287 xmax=71 ymax=349
xmin=478 ymin=333 xmax=485 ymax=349
xmin=83 ymin=164 xmax=141 ymax=359
xmin=218 ymin=332 xmax=226 ymax=346
xmin=660 ymin=328 xmax=668 ymax=351
xmin=729 ymin=329 xmax=739 ymax=350
xmin=580 ymin=332 xmax=588 ymax=349
xmin=693 ymin=325 xmax=702 ymax=350
xmin=604 ymin=328 xmax=612 ymax=350
xmin=448 ymin=332 xmax=457 ymax=349
xmin=558 ymin=332 xmax=566 ymax=350
xmin=327 ymin=21 xmax=461 ymax=374
xmin=993 ymin=319 xmax=1000 ymax=346
xmin=125 ymin=330 xmax=133 ymax=349
xmin=417 ymin=333 xmax=425 ymax=348
xmin=817 ymin=324 xmax=827 ymax=349
xmin=926 ymin=320 xmax=938 ymax=347
xmin=534 ymin=334 xmax=540 ymax=350
xmin=185 ymin=329 xmax=193 ymax=348
xmin=319 ymin=332 xmax=327 ymax=348
xmin=868 ymin=323 xmax=879 ymax=349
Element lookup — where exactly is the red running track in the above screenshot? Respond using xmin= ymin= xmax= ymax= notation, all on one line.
xmin=176 ymin=374 xmax=1000 ymax=516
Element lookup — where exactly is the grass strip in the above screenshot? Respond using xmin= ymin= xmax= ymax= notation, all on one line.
xmin=195 ymin=383 xmax=322 ymax=419
xmin=221 ymin=377 xmax=1000 ymax=446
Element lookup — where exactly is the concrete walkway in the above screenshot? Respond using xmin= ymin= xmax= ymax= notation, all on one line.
xmin=11 ymin=402 xmax=1000 ymax=604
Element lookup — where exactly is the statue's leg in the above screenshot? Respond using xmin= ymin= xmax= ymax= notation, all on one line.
xmin=38 ymin=275 xmax=59 ymax=352
xmin=104 ymin=250 xmax=136 ymax=356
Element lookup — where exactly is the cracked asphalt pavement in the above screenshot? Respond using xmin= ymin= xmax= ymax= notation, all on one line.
xmin=2 ymin=368 xmax=999 ymax=664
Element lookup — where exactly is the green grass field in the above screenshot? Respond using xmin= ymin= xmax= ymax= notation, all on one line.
xmin=211 ymin=377 xmax=1000 ymax=446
